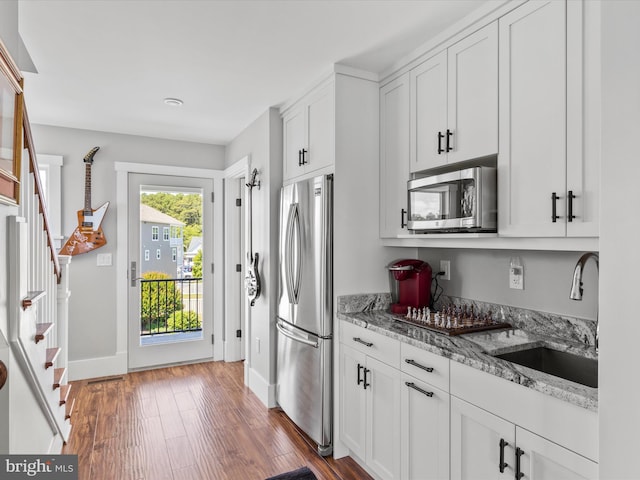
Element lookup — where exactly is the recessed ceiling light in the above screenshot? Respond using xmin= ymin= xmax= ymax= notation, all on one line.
xmin=163 ymin=97 xmax=183 ymax=106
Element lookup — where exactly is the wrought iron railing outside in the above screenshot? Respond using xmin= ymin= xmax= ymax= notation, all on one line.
xmin=139 ymin=277 xmax=202 ymax=336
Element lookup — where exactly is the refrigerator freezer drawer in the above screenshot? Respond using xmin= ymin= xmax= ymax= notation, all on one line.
xmin=276 ymin=319 xmax=332 ymax=451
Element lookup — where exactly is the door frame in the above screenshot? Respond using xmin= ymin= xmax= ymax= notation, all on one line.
xmin=223 ymin=156 xmax=250 ymax=365
xmin=115 ymin=162 xmax=225 ymax=369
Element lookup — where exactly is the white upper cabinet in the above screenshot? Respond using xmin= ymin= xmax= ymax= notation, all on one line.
xmin=410 ymin=50 xmax=448 ymax=172
xmin=282 ymin=80 xmax=335 ymax=183
xmin=380 ymin=73 xmax=410 ymax=238
xmin=410 ymin=22 xmax=498 ymax=172
xmin=498 ymin=0 xmax=600 ymax=237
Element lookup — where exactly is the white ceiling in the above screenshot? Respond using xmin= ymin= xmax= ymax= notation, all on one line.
xmin=18 ymin=0 xmax=485 ymax=145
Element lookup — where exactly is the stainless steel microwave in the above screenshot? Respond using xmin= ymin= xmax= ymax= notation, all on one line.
xmin=407 ymin=166 xmax=497 ymax=232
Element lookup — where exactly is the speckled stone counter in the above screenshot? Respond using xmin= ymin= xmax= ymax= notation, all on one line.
xmin=337 ymin=293 xmax=598 ymax=412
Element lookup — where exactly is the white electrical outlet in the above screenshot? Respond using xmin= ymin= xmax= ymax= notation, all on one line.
xmin=509 ymin=257 xmax=524 ymax=290
xmin=440 ymin=260 xmax=451 ymax=281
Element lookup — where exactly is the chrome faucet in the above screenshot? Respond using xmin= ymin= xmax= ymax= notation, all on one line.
xmin=570 ymin=252 xmax=599 ymax=351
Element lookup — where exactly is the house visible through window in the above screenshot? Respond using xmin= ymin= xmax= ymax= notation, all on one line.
xmin=152 ymin=226 xmax=159 ymax=241
xmin=156 ymin=249 xmax=161 ymax=260
xmin=144 ymin=250 xmax=150 ymax=261
xmin=172 ymin=247 xmax=177 ymax=262
xmin=163 ymin=227 xmax=170 ymax=241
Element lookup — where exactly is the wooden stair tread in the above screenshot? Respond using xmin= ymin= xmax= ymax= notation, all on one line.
xmin=53 ymin=367 xmax=67 ymax=389
xmin=59 ymin=384 xmax=71 ymax=406
xmin=65 ymin=396 xmax=75 ymax=420
xmin=35 ymin=323 xmax=54 ymax=344
xmin=22 ymin=290 xmax=46 ymax=310
xmin=45 ymin=347 xmax=61 ymax=369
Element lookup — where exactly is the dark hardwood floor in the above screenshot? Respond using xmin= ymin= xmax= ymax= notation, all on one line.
xmin=63 ymin=361 xmax=372 ymax=480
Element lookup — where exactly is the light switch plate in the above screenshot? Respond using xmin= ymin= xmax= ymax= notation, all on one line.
xmin=96 ymin=253 xmax=112 ymax=266
xmin=509 ymin=256 xmax=524 ymax=290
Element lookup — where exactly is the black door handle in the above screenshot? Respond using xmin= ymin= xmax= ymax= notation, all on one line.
xmin=446 ymin=129 xmax=453 ymax=152
xmin=568 ymin=190 xmax=576 ymax=222
xmin=357 ymin=363 xmax=363 ymax=386
xmin=499 ymin=438 xmax=509 ymax=473
xmin=515 ymin=447 xmax=524 ymax=480
xmin=301 ymin=148 xmax=308 ymax=165
xmin=401 ymin=208 xmax=407 ymax=228
xmin=551 ymin=192 xmax=561 ymax=222
xmin=437 ymin=131 xmax=445 ymax=154
xmin=363 ymin=368 xmax=371 ymax=389
xmin=298 ymin=149 xmax=302 ymax=166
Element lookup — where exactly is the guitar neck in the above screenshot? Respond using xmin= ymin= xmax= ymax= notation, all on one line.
xmin=84 ymin=163 xmax=92 ymax=213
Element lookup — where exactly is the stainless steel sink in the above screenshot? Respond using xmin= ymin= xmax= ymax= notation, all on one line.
xmin=493 ymin=346 xmax=598 ymax=388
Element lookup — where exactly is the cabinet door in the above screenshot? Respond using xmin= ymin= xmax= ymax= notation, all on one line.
xmin=410 ymin=50 xmax=447 ymax=172
xmin=306 ymin=83 xmax=334 ymax=174
xmin=339 ymin=344 xmax=367 ymax=459
xmin=283 ymin=106 xmax=306 ymax=182
xmin=366 ymin=356 xmax=401 ymax=480
xmin=380 ymin=74 xmax=410 ymax=238
xmin=498 ymin=0 xmax=567 ymax=237
xmin=566 ymin=0 xmax=600 ymax=237
xmin=451 ymin=396 xmax=514 ymax=480
xmin=447 ymin=22 xmax=498 ymax=164
xmin=401 ymin=374 xmax=449 ymax=480
xmin=516 ymin=427 xmax=598 ymax=480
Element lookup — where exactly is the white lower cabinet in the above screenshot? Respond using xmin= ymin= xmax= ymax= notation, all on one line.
xmin=451 ymin=396 xmax=598 ymax=480
xmin=340 ymin=343 xmax=401 ymax=480
xmin=401 ymin=373 xmax=449 ymax=480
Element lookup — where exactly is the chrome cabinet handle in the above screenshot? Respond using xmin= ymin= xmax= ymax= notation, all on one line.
xmin=405 ymin=381 xmax=433 ymax=397
xmin=404 ymin=358 xmax=434 ymax=373
xmin=353 ymin=337 xmax=373 ymax=347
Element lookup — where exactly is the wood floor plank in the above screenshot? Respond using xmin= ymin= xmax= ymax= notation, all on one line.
xmin=62 ymin=360 xmax=373 ymax=480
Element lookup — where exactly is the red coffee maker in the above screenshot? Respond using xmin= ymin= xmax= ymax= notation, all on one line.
xmin=388 ymin=259 xmax=432 ymax=314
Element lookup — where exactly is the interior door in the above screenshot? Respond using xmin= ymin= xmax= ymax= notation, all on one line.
xmin=128 ymin=173 xmax=214 ymax=369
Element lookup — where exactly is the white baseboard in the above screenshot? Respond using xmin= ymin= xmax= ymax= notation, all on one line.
xmin=248 ymin=367 xmax=277 ymax=408
xmin=68 ymin=351 xmax=127 ymax=381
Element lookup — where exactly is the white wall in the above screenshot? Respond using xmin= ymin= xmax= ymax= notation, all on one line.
xmin=224 ymin=108 xmax=282 ymax=406
xmin=418 ymin=248 xmax=598 ymax=320
xmin=599 ymin=1 xmax=640 ymax=477
xmin=30 ymin=125 xmax=225 ymax=379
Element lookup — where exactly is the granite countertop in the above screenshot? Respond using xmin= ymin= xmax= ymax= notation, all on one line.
xmin=337 ymin=294 xmax=598 ymax=412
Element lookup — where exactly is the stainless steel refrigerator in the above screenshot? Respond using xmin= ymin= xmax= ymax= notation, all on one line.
xmin=276 ymin=174 xmax=333 ymax=456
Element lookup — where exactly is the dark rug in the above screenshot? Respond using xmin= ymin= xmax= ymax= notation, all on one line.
xmin=265 ymin=466 xmax=317 ymax=480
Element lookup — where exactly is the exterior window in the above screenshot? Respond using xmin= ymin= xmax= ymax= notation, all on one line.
xmin=163 ymin=227 xmax=170 ymax=241
xmin=172 ymin=248 xmax=177 ymax=262
xmin=152 ymin=226 xmax=159 ymax=241
xmin=171 ymin=225 xmax=181 ymax=238
xmin=156 ymin=249 xmax=161 ymax=260
xmin=144 ymin=250 xmax=150 ymax=261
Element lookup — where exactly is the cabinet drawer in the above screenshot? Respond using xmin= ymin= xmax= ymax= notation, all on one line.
xmin=340 ymin=322 xmax=400 ymax=368
xmin=401 ymin=342 xmax=450 ymax=392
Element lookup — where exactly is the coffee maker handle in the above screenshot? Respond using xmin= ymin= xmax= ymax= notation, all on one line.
xmin=388 ymin=265 xmax=414 ymax=271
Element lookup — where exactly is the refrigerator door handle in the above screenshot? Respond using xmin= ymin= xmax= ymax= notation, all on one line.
xmin=285 ymin=202 xmax=302 ymax=305
xmin=276 ymin=320 xmax=319 ymax=348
